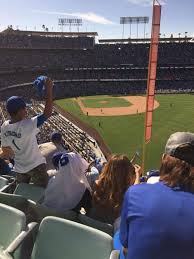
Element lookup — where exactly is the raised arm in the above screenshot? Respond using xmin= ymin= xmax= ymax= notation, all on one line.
xmin=43 ymin=78 xmax=53 ymax=119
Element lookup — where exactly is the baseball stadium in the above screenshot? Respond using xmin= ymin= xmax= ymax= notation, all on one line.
xmin=0 ymin=0 xmax=194 ymax=258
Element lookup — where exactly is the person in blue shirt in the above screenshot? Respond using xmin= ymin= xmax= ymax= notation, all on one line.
xmin=120 ymin=132 xmax=194 ymax=259
xmin=0 ymin=158 xmax=11 ymax=175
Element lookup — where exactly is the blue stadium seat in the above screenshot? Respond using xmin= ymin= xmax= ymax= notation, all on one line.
xmin=30 ymin=216 xmax=119 ymax=259
xmin=14 ymin=183 xmax=45 ymax=203
xmin=0 ymin=177 xmax=9 ymax=192
xmin=0 ymin=203 xmax=26 ymax=259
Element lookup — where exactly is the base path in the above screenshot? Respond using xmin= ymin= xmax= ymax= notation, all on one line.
xmin=76 ymin=96 xmax=160 ymax=116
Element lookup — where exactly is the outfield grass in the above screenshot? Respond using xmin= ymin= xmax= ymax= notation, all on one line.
xmin=55 ymin=94 xmax=194 ymax=171
xmin=81 ymin=96 xmax=132 ymax=108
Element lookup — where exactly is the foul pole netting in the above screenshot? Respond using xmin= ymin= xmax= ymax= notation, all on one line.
xmin=142 ymin=0 xmax=161 ymax=171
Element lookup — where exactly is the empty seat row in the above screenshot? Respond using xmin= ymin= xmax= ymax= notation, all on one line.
xmin=0 ymin=203 xmax=119 ymax=259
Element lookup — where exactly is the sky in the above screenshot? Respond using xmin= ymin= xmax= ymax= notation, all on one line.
xmin=0 ymin=0 xmax=193 ymax=39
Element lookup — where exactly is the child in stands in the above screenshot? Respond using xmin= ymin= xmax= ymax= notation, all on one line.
xmin=0 ymin=78 xmax=53 ymax=187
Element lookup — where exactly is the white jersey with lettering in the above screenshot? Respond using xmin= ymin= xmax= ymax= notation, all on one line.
xmin=1 ymin=116 xmax=46 ymax=173
xmin=43 ymin=152 xmax=90 ymax=212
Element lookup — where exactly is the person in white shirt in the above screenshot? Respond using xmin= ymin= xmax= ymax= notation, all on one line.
xmin=0 ymin=78 xmax=53 ymax=187
xmin=39 ymin=132 xmax=67 ymax=171
xmin=43 ymin=152 xmax=92 ymax=213
xmin=146 ymin=170 xmax=160 ymax=184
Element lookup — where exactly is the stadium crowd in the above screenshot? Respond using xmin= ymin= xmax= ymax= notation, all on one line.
xmin=1 ymin=33 xmax=194 ymax=258
xmin=0 ymin=43 xmax=194 ymax=71
xmin=1 ymin=85 xmax=194 ymax=258
xmin=0 ymin=33 xmax=94 ymax=49
xmin=1 ymin=66 xmax=194 ymax=88
xmin=1 ymin=78 xmax=194 ymax=103
xmin=0 ymin=40 xmax=194 ymax=96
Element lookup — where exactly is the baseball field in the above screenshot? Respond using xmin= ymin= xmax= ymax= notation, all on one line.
xmin=55 ymin=94 xmax=194 ymax=171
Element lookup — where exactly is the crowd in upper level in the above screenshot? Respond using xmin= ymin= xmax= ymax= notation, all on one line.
xmin=0 ymin=34 xmax=94 ymax=49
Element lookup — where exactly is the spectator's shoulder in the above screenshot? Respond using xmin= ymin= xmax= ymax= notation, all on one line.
xmin=127 ymin=182 xmax=156 ymax=195
xmin=21 ymin=118 xmax=33 ymax=126
xmin=39 ymin=142 xmax=56 ymax=151
xmin=1 ymin=120 xmax=9 ymax=128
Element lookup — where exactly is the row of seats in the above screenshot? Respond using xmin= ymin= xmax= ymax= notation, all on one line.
xmin=0 ymin=203 xmax=119 ymax=259
xmin=0 ymin=176 xmax=118 ymax=258
xmin=0 ymin=176 xmax=15 ymax=192
xmin=0 ymin=178 xmax=113 ymax=234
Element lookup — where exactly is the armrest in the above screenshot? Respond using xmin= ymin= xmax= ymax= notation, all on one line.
xmin=5 ymin=222 xmax=39 ymax=255
xmin=0 ymin=185 xmax=10 ymax=192
xmin=78 ymin=214 xmax=114 ymax=236
xmin=0 ymin=249 xmax=13 ymax=259
xmin=109 ymin=250 xmax=120 ymax=259
xmin=1 ymin=175 xmax=15 ymax=182
xmin=0 ymin=179 xmax=16 ymax=193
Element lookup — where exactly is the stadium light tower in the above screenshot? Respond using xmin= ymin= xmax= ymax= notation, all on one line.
xmin=120 ymin=16 xmax=149 ymax=39
xmin=58 ymin=18 xmax=82 ymax=32
xmin=58 ymin=19 xmax=65 ymax=32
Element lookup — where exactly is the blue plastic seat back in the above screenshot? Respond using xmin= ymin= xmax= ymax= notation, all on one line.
xmin=0 ymin=203 xmax=26 ymax=249
xmin=32 ymin=216 xmax=113 ymax=259
xmin=14 ymin=183 xmax=45 ymax=203
xmin=0 ymin=177 xmax=9 ymax=191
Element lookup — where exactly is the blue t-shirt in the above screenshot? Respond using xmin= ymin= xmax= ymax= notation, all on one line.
xmin=120 ymin=182 xmax=194 ymax=259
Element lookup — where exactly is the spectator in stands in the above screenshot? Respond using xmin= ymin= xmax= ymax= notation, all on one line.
xmin=39 ymin=132 xmax=67 ymax=171
xmin=43 ymin=152 xmax=92 ymax=213
xmin=0 ymin=78 xmax=53 ymax=187
xmin=90 ymin=154 xmax=141 ymax=224
xmin=86 ymin=157 xmax=104 ymax=185
xmin=120 ymin=132 xmax=194 ymax=259
xmin=146 ymin=169 xmax=160 ymax=184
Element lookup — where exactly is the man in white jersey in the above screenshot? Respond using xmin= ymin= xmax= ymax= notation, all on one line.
xmin=0 ymin=78 xmax=53 ymax=187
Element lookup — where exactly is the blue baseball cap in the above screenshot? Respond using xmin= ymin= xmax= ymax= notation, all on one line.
xmin=51 ymin=132 xmax=62 ymax=142
xmin=6 ymin=96 xmax=26 ymax=114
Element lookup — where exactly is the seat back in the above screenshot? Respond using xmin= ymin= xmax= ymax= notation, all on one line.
xmin=31 ymin=216 xmax=113 ymax=259
xmin=78 ymin=214 xmax=114 ymax=236
xmin=0 ymin=177 xmax=9 ymax=191
xmin=0 ymin=192 xmax=29 ymax=213
xmin=14 ymin=183 xmax=45 ymax=203
xmin=0 ymin=203 xmax=26 ymax=249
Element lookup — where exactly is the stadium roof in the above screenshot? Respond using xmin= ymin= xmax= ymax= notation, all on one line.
xmin=1 ymin=27 xmax=98 ymax=37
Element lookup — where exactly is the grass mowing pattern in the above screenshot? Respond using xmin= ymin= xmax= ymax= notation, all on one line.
xmin=81 ymin=96 xmax=132 ymax=108
xmin=55 ymin=94 xmax=194 ymax=171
